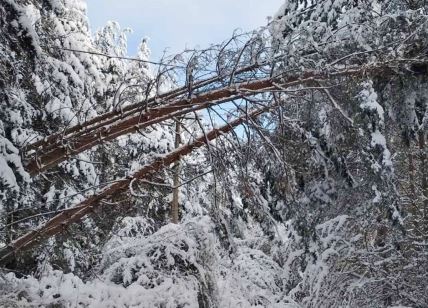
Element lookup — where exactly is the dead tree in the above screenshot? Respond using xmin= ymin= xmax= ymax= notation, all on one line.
xmin=23 ymin=60 xmax=424 ymax=176
xmin=0 ymin=104 xmax=272 ymax=265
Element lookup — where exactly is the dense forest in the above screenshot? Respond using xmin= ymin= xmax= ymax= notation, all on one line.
xmin=0 ymin=0 xmax=428 ymax=307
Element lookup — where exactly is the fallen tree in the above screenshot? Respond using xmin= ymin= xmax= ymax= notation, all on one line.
xmin=24 ymin=59 xmax=426 ymax=176
xmin=0 ymin=104 xmax=272 ymax=265
xmin=24 ymin=60 xmax=264 ymax=153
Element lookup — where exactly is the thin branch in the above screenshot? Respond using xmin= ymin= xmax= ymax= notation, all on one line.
xmin=60 ymin=47 xmax=186 ymax=68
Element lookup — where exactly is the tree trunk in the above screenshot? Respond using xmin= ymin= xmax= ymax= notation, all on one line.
xmin=24 ymin=61 xmax=404 ymax=176
xmin=171 ymin=119 xmax=182 ymax=223
xmin=0 ymin=105 xmax=271 ymax=265
xmin=419 ymin=131 xmax=428 ymax=209
xmin=409 ymin=149 xmax=416 ymax=197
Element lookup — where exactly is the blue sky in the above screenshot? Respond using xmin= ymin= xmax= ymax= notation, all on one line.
xmin=86 ymin=0 xmax=283 ymax=60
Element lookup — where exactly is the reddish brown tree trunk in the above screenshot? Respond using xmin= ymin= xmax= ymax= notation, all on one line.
xmin=23 ymin=62 xmax=401 ymax=176
xmin=0 ymin=105 xmax=270 ymax=265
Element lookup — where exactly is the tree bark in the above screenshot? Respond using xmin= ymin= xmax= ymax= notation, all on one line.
xmin=419 ymin=131 xmax=428 ymax=208
xmin=23 ymin=61 xmax=412 ymax=176
xmin=0 ymin=105 xmax=271 ymax=265
xmin=171 ymin=119 xmax=182 ymax=223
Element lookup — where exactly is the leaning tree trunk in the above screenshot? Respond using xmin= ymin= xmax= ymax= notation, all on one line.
xmin=22 ymin=61 xmax=415 ymax=176
xmin=0 ymin=104 xmax=272 ymax=266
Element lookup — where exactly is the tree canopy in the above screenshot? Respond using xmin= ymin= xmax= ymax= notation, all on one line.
xmin=1 ymin=0 xmax=428 ymax=307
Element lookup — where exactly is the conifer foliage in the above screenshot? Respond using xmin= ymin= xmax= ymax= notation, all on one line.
xmin=1 ymin=0 xmax=428 ymax=307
